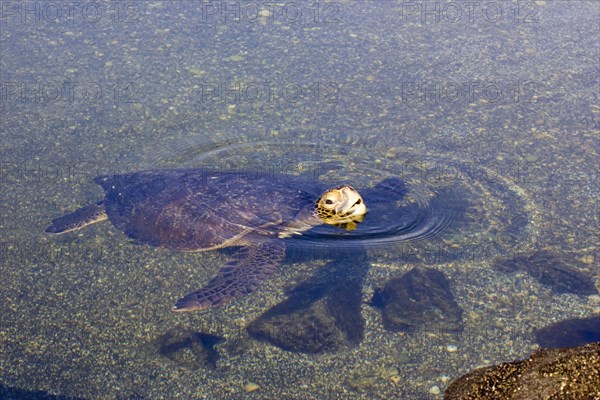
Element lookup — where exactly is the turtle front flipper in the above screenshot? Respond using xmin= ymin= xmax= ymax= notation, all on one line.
xmin=173 ymin=240 xmax=286 ymax=312
xmin=45 ymin=202 xmax=107 ymax=234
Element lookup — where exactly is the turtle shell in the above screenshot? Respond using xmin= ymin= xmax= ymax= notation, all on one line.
xmin=95 ymin=170 xmax=319 ymax=251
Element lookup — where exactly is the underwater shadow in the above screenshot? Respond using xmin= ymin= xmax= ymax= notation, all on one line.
xmin=247 ymin=239 xmax=370 ymax=353
xmin=0 ymin=384 xmax=87 ymax=400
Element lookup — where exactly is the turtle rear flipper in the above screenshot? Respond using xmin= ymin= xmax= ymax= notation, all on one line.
xmin=45 ymin=202 xmax=107 ymax=234
xmin=173 ymin=240 xmax=286 ymax=312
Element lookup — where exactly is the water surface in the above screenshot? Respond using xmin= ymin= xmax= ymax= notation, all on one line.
xmin=1 ymin=1 xmax=598 ymax=399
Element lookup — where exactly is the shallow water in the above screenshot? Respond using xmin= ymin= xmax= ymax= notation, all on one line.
xmin=1 ymin=1 xmax=598 ymax=399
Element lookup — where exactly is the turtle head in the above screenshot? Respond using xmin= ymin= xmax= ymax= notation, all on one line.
xmin=315 ymin=185 xmax=367 ymax=231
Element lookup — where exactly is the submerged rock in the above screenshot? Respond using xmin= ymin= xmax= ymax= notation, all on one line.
xmin=535 ymin=315 xmax=600 ymax=348
xmin=372 ymin=267 xmax=463 ymax=333
xmin=493 ymin=249 xmax=597 ymax=295
xmin=444 ymin=342 xmax=600 ymax=400
xmin=151 ymin=328 xmax=224 ymax=370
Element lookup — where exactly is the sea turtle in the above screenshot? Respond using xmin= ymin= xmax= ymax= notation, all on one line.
xmin=45 ymin=170 xmax=368 ymax=312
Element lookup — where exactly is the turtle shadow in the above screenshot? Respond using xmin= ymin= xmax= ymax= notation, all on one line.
xmin=247 ymin=247 xmax=369 ymax=354
xmin=245 ymin=179 xmax=410 ymax=354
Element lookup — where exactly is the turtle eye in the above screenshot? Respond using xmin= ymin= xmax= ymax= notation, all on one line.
xmin=325 ymin=199 xmax=334 ymax=205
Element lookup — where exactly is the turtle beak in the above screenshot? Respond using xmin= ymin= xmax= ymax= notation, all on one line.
xmin=338 ymin=186 xmax=367 ymax=219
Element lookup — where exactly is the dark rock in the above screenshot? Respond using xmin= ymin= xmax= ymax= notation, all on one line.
xmin=152 ymin=328 xmax=224 ymax=370
xmin=374 ymin=267 xmax=463 ymax=333
xmin=494 ymin=249 xmax=597 ymax=295
xmin=247 ymin=272 xmax=364 ymax=353
xmin=444 ymin=342 xmax=600 ymax=400
xmin=535 ymin=315 xmax=600 ymax=348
